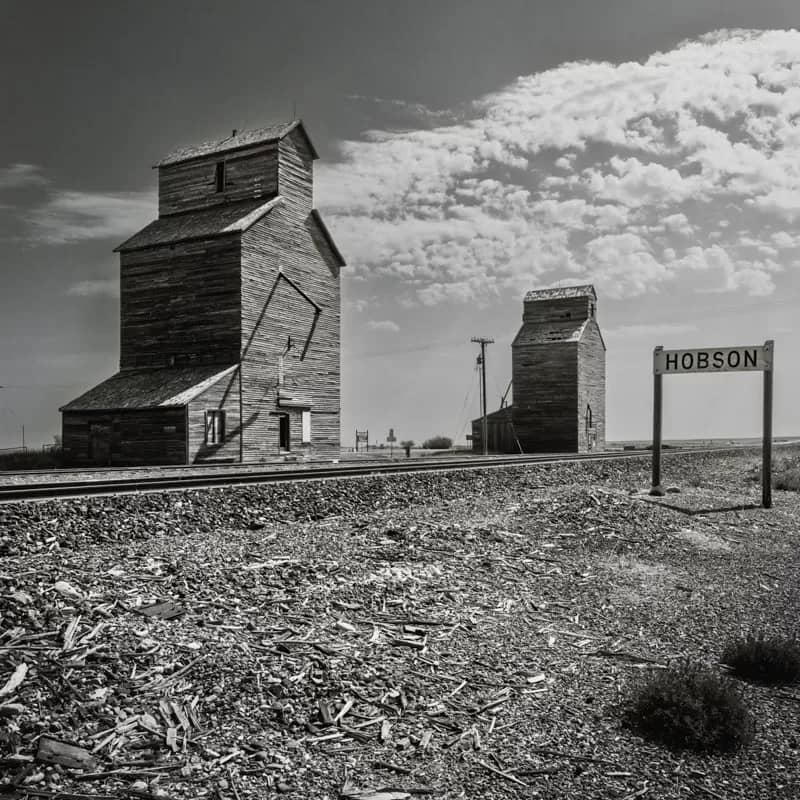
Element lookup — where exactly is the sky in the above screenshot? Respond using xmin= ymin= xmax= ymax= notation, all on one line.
xmin=2 ymin=0 xmax=800 ymax=450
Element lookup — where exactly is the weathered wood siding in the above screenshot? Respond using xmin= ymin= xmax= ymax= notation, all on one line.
xmin=119 ymin=237 xmax=241 ymax=369
xmin=158 ymin=145 xmax=279 ymax=216
xmin=278 ymin=131 xmax=313 ymax=213
xmin=523 ymin=296 xmax=591 ymax=324
xmin=576 ymin=319 xmax=606 ymax=452
xmin=240 ymin=129 xmax=340 ymax=459
xmin=62 ymin=409 xmax=186 ymax=466
xmin=512 ymin=342 xmax=579 ymax=452
xmin=188 ymin=368 xmax=242 ymax=463
xmin=470 ymin=408 xmax=516 ymax=454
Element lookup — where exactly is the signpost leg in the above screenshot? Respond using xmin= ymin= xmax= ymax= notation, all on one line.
xmin=650 ymin=347 xmax=663 ymax=495
xmin=763 ymin=353 xmax=773 ymax=509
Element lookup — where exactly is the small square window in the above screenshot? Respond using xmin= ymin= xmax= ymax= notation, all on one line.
xmin=214 ymin=162 xmax=226 ymax=193
xmin=205 ymin=409 xmax=225 ymax=444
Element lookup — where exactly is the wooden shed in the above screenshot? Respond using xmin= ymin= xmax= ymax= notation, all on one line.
xmin=472 ymin=285 xmax=605 ymax=454
xmin=61 ymin=120 xmax=345 ymax=466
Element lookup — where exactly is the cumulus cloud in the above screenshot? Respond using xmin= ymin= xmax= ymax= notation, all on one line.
xmin=318 ymin=29 xmax=800 ymax=304
xmin=29 ymin=190 xmax=156 ymax=244
xmin=584 ymin=233 xmax=668 ymax=297
xmin=751 ymin=188 xmax=800 ymax=222
xmin=586 ymin=157 xmax=703 ymax=207
xmin=365 ymin=319 xmax=400 ymax=333
xmin=0 ymin=163 xmax=47 ymax=190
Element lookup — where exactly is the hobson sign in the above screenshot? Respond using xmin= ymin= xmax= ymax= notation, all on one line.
xmin=651 ymin=341 xmax=774 ymax=508
xmin=654 ymin=345 xmax=771 ymax=375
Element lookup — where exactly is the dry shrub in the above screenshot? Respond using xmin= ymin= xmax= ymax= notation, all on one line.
xmin=722 ymin=635 xmax=800 ymax=684
xmin=623 ymin=664 xmax=754 ymax=752
xmin=749 ymin=454 xmax=800 ymax=491
xmin=774 ymin=468 xmax=800 ymax=492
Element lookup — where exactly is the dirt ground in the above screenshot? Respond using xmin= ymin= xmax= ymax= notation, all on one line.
xmin=1 ymin=447 xmax=799 ymax=799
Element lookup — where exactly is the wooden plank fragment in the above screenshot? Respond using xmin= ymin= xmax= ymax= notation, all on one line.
xmin=62 ymin=618 xmax=81 ymax=651
xmin=36 ymin=736 xmax=97 ymax=771
xmin=333 ymin=698 xmax=354 ymax=725
xmin=138 ymin=601 xmax=185 ymax=620
xmin=475 ymin=758 xmax=527 ymax=787
xmin=0 ymin=663 xmax=27 ymax=697
xmin=170 ymin=701 xmax=191 ymax=731
xmin=420 ymin=730 xmax=433 ymax=752
xmin=318 ymin=700 xmax=334 ymax=725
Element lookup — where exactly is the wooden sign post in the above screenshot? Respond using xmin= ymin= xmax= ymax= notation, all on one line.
xmin=651 ymin=340 xmax=774 ymax=508
xmin=387 ymin=427 xmax=396 ymax=458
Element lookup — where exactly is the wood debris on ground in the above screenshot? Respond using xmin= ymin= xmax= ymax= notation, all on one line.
xmin=1 ymin=447 xmax=800 ymax=798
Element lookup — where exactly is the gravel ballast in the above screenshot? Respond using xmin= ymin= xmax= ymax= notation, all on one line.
xmin=1 ymin=447 xmax=799 ymax=800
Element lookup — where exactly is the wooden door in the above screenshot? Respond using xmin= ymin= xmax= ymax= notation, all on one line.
xmin=279 ymin=414 xmax=290 ymax=451
xmin=88 ymin=422 xmax=111 ymax=465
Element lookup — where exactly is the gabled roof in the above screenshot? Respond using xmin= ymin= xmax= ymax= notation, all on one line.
xmin=156 ymin=120 xmax=318 ymax=167
xmin=60 ymin=365 xmax=238 ymax=412
xmin=524 ymin=284 xmax=596 ymax=302
xmin=512 ymin=319 xmax=589 ymax=347
xmin=115 ymin=196 xmax=284 ymax=252
xmin=310 ymin=209 xmax=346 ymax=268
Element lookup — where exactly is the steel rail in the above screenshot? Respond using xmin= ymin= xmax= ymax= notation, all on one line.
xmin=0 ymin=444 xmax=761 ymax=503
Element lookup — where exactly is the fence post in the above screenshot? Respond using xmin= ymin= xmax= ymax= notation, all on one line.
xmin=762 ymin=340 xmax=774 ymax=509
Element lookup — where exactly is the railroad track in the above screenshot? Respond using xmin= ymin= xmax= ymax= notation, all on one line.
xmin=0 ymin=444 xmax=762 ymax=503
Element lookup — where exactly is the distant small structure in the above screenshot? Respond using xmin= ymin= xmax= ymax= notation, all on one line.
xmin=61 ymin=120 xmax=345 ymax=466
xmin=471 ymin=284 xmax=605 ymax=453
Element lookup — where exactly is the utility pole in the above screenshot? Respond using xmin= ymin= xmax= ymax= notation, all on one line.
xmin=471 ymin=337 xmax=494 ymax=455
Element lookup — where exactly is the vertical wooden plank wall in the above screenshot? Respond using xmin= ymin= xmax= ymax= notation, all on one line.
xmin=512 ymin=342 xmax=579 ymax=452
xmin=239 ymin=129 xmax=341 ymax=460
xmin=522 ymin=296 xmax=591 ymax=324
xmin=62 ymin=409 xmax=187 ymax=466
xmin=576 ymin=319 xmax=606 ymax=452
xmin=120 ymin=238 xmax=241 ymax=369
xmin=158 ymin=146 xmax=280 ymax=215
xmin=187 ymin=369 xmax=242 ymax=463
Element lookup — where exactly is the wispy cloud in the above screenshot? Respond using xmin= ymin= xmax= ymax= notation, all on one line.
xmin=319 ymin=29 xmax=800 ymax=305
xmin=0 ymin=163 xmax=47 ymax=190
xmin=29 ymin=190 xmax=156 ymax=244
xmin=346 ymin=95 xmax=464 ymax=129
xmin=605 ymin=323 xmax=697 ymax=340
xmin=67 ymin=279 xmax=120 ymax=298
xmin=365 ymin=319 xmax=400 ymax=333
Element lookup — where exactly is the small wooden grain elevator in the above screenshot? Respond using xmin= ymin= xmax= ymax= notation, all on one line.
xmin=472 ymin=285 xmax=605 ymax=454
xmin=61 ymin=120 xmax=345 ymax=466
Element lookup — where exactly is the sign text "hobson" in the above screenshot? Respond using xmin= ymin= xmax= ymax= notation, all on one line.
xmin=654 ymin=345 xmax=771 ymax=375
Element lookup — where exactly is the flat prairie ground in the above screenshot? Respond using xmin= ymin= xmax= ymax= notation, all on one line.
xmin=1 ymin=447 xmax=799 ymax=800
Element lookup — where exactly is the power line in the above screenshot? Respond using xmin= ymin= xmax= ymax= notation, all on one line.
xmin=452 ymin=358 xmax=480 ymax=445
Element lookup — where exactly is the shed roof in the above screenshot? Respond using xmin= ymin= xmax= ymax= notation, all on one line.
xmin=524 ymin=284 xmax=596 ymax=302
xmin=60 ymin=365 xmax=238 ymax=412
xmin=115 ymin=196 xmax=284 ymax=252
xmin=512 ymin=319 xmax=589 ymax=347
xmin=156 ymin=120 xmax=318 ymax=167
